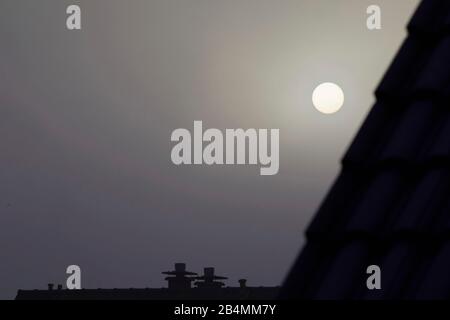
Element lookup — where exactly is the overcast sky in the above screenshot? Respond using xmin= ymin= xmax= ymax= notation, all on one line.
xmin=0 ymin=0 xmax=419 ymax=299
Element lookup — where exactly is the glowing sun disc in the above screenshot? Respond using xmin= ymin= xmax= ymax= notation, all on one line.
xmin=312 ymin=82 xmax=344 ymax=114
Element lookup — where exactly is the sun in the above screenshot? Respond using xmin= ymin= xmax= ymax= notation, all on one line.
xmin=312 ymin=82 xmax=344 ymax=114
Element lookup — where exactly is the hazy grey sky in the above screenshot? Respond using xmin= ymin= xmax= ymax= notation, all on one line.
xmin=0 ymin=0 xmax=419 ymax=299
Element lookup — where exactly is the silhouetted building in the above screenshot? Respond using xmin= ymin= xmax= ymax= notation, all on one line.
xmin=282 ymin=0 xmax=450 ymax=299
xmin=162 ymin=263 xmax=197 ymax=290
xmin=15 ymin=263 xmax=279 ymax=300
xmin=194 ymin=268 xmax=227 ymax=289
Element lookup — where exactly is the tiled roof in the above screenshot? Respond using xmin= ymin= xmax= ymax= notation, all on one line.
xmin=281 ymin=0 xmax=450 ymax=300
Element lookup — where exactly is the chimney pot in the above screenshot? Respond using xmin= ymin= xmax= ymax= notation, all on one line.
xmin=175 ymin=263 xmax=186 ymax=273
xmin=204 ymin=267 xmax=215 ymax=278
xmin=48 ymin=283 xmax=54 ymax=291
xmin=239 ymin=279 xmax=247 ymax=288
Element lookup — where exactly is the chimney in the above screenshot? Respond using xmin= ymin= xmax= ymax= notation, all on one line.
xmin=57 ymin=284 xmax=63 ymax=290
xmin=174 ymin=263 xmax=186 ymax=274
xmin=48 ymin=283 xmax=54 ymax=291
xmin=239 ymin=279 xmax=247 ymax=289
xmin=204 ymin=267 xmax=215 ymax=279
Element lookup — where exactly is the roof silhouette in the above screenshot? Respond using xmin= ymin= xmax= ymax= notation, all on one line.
xmin=282 ymin=0 xmax=450 ymax=300
xmin=15 ymin=263 xmax=280 ymax=300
